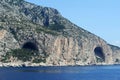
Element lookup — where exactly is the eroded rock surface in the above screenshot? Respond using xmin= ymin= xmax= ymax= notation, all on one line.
xmin=0 ymin=0 xmax=119 ymax=66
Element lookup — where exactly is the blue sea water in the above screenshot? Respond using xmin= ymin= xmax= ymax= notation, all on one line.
xmin=0 ymin=65 xmax=120 ymax=80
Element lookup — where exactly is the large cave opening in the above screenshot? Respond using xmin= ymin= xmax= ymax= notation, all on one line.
xmin=94 ymin=47 xmax=105 ymax=62
xmin=22 ymin=42 xmax=39 ymax=51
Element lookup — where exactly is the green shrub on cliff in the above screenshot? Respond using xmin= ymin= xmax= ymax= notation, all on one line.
xmin=1 ymin=49 xmax=47 ymax=63
xmin=48 ymin=24 xmax=65 ymax=31
xmin=36 ymin=27 xmax=58 ymax=35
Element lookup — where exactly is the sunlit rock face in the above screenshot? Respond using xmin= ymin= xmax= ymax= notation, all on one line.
xmin=0 ymin=30 xmax=19 ymax=55
xmin=0 ymin=0 xmax=119 ymax=67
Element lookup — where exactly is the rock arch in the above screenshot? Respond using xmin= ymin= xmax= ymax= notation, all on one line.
xmin=22 ymin=41 xmax=39 ymax=51
xmin=94 ymin=47 xmax=105 ymax=62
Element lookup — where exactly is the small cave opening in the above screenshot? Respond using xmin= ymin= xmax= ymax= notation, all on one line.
xmin=94 ymin=47 xmax=105 ymax=62
xmin=22 ymin=42 xmax=39 ymax=51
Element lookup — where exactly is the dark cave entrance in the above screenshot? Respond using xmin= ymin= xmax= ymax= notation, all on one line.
xmin=94 ymin=47 xmax=105 ymax=62
xmin=22 ymin=42 xmax=39 ymax=51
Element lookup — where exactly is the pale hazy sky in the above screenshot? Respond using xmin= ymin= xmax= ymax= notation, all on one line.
xmin=25 ymin=0 xmax=120 ymax=47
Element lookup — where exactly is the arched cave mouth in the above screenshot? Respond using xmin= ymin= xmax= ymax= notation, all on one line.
xmin=94 ymin=47 xmax=105 ymax=62
xmin=22 ymin=42 xmax=39 ymax=51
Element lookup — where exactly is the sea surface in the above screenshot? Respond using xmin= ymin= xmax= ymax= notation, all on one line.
xmin=0 ymin=65 xmax=120 ymax=80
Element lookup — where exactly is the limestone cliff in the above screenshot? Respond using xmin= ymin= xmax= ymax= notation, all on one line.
xmin=0 ymin=0 xmax=119 ymax=66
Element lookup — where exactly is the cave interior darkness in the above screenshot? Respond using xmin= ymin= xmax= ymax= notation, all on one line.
xmin=94 ymin=47 xmax=105 ymax=62
xmin=22 ymin=42 xmax=39 ymax=51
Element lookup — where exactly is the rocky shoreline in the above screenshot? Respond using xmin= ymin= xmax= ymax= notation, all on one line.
xmin=0 ymin=62 xmax=114 ymax=67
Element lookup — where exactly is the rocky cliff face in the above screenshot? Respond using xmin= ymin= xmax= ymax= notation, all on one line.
xmin=0 ymin=0 xmax=119 ymax=66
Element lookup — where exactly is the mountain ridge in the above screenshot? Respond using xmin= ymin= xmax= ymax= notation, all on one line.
xmin=0 ymin=0 xmax=120 ymax=67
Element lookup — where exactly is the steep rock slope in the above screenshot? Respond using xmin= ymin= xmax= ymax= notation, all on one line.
xmin=0 ymin=0 xmax=119 ymax=66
